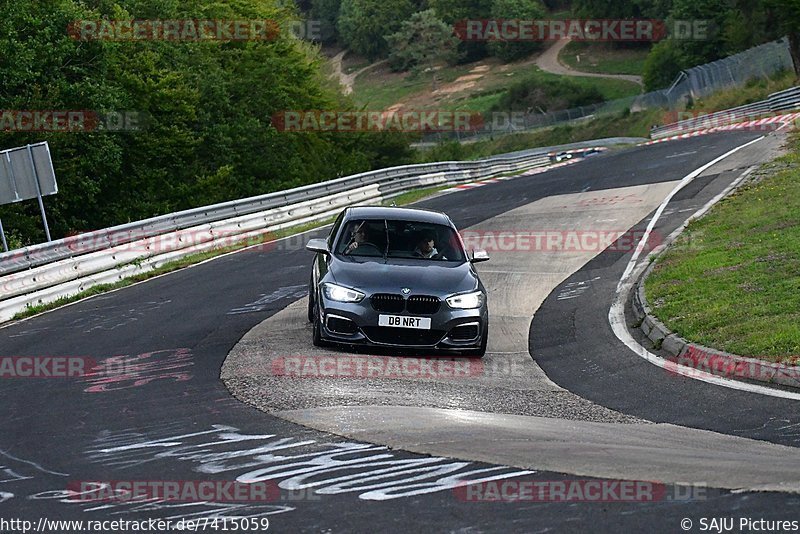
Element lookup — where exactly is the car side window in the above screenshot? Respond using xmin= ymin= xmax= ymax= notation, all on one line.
xmin=328 ymin=211 xmax=346 ymax=248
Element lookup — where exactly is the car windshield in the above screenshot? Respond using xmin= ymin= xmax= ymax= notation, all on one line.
xmin=335 ymin=219 xmax=466 ymax=261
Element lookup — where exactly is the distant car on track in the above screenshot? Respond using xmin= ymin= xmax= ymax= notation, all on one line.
xmin=305 ymin=206 xmax=490 ymax=357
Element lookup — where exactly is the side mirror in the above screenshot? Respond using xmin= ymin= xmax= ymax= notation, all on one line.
xmin=306 ymin=238 xmax=329 ymax=254
xmin=470 ymin=249 xmax=490 ymax=263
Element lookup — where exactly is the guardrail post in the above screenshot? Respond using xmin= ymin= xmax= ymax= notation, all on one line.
xmin=0 ymin=218 xmax=8 ymax=252
xmin=27 ymin=144 xmax=52 ymax=242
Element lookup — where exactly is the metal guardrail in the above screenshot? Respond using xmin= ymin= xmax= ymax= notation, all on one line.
xmin=0 ymin=149 xmax=554 ymax=321
xmin=769 ymin=86 xmax=800 ymax=111
xmin=0 ymin=152 xmax=547 ymax=278
xmin=650 ymin=84 xmax=800 ymax=139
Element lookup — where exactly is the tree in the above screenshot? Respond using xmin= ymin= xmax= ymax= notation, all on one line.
xmin=337 ymin=0 xmax=416 ymax=59
xmin=427 ymin=0 xmax=494 ymax=23
xmin=310 ymin=0 xmax=341 ymax=43
xmin=487 ymin=0 xmax=546 ymax=61
xmin=642 ymin=39 xmax=685 ymax=90
xmin=668 ymin=0 xmax=732 ymax=66
xmin=0 ymin=0 xmax=413 ymax=244
xmin=766 ymin=0 xmax=800 ymax=76
xmin=573 ymin=0 xmax=642 ymax=18
xmin=386 ymin=9 xmax=461 ymax=73
xmin=428 ymin=0 xmax=494 ymax=61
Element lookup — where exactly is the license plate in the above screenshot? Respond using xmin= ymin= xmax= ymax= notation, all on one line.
xmin=378 ymin=314 xmax=431 ymax=330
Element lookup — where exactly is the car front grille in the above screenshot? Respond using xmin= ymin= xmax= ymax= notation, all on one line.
xmin=326 ymin=316 xmax=359 ymax=335
xmin=407 ymin=295 xmax=440 ymax=314
xmin=448 ymin=323 xmax=480 ymax=341
xmin=370 ymin=294 xmax=440 ymax=314
xmin=370 ymin=294 xmax=406 ymax=313
xmin=362 ymin=327 xmax=446 ymax=346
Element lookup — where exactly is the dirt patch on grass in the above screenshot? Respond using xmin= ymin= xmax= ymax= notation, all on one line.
xmin=704 ymin=264 xmax=744 ymax=275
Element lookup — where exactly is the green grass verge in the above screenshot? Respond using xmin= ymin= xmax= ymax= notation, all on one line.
xmin=9 ymin=185 xmax=455 ymax=322
xmin=688 ymin=70 xmax=798 ymax=113
xmin=352 ymin=60 xmax=641 ymax=114
xmin=644 ymin=134 xmax=800 ymax=363
xmin=415 ymin=108 xmax=662 ymax=162
xmin=559 ymin=42 xmax=649 ymax=76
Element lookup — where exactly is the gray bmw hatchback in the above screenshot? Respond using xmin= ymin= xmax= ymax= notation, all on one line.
xmin=306 ymin=206 xmax=490 ymax=357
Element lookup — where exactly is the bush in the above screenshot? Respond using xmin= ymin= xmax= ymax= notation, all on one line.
xmin=490 ymin=77 xmax=605 ymax=113
xmin=486 ymin=0 xmax=546 ymax=61
xmin=337 ymin=0 xmax=415 ymax=59
xmin=386 ymin=9 xmax=460 ymax=72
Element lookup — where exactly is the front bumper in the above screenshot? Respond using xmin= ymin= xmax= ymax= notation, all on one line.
xmin=317 ymin=295 xmax=487 ymax=352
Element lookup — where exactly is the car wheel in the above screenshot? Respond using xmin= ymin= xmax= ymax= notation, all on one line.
xmin=307 ymin=283 xmax=315 ymax=323
xmin=312 ymin=305 xmax=325 ymax=347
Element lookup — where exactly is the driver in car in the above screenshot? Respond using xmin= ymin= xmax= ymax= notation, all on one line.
xmin=345 ymin=224 xmax=372 ymax=254
xmin=413 ymin=231 xmax=446 ymax=260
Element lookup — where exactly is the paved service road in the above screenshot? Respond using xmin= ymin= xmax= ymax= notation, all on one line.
xmin=1 ymin=129 xmax=798 ymax=532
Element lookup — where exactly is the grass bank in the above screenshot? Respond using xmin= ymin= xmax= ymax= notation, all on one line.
xmin=644 ymin=134 xmax=800 ymax=363
xmin=559 ymin=42 xmax=649 ymax=75
xmin=352 ymin=57 xmax=641 ymax=114
xmin=416 ymin=108 xmax=661 ymax=162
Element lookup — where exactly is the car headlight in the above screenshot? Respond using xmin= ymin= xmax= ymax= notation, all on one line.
xmin=322 ymin=283 xmax=365 ymax=303
xmin=446 ymin=290 xmax=484 ymax=309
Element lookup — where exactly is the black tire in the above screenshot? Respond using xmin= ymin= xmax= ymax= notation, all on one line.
xmin=312 ymin=305 xmax=325 ymax=347
xmin=307 ymin=285 xmax=315 ymax=323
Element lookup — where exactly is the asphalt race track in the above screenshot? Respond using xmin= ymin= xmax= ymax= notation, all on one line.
xmin=1 ymin=129 xmax=799 ymax=533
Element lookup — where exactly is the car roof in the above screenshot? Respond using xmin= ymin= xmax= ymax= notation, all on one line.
xmin=345 ymin=206 xmax=452 ymax=226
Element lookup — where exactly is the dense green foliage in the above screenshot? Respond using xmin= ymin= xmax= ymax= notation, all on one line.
xmin=487 ymin=0 xmax=546 ymax=61
xmin=386 ymin=9 xmax=461 ymax=72
xmin=0 ymin=0 xmax=412 ymax=244
xmin=309 ymin=0 xmax=341 ymax=42
xmin=489 ymin=76 xmax=605 ymax=112
xmin=337 ymin=0 xmax=415 ymax=59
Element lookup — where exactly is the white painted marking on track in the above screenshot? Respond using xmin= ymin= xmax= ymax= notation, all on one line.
xmin=618 ymin=136 xmax=764 ymax=290
xmin=609 ymin=139 xmax=800 ymax=400
xmin=665 ymin=151 xmax=697 ymax=158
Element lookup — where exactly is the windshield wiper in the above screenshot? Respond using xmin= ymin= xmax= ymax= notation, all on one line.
xmin=383 ymin=220 xmax=389 ymax=261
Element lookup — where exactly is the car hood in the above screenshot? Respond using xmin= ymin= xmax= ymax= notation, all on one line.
xmin=328 ymin=257 xmax=479 ymax=297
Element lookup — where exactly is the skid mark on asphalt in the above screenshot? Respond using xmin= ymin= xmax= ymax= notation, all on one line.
xmin=556 ymin=276 xmax=601 ymax=300
xmin=20 ymin=424 xmax=535 ymax=521
xmin=227 ymin=285 xmax=307 ymax=315
xmin=0 ymin=449 xmax=69 ymax=505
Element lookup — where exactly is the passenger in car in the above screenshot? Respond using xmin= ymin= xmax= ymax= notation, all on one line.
xmin=413 ymin=231 xmax=446 ymax=260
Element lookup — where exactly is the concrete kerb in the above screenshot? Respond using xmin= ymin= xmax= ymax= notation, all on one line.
xmin=630 ymin=176 xmax=800 ymax=390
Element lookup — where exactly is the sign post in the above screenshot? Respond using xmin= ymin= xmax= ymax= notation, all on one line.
xmin=0 ymin=142 xmax=58 ymax=247
xmin=0 ymin=218 xmax=7 ymax=252
xmin=26 ymin=144 xmax=52 ymax=242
